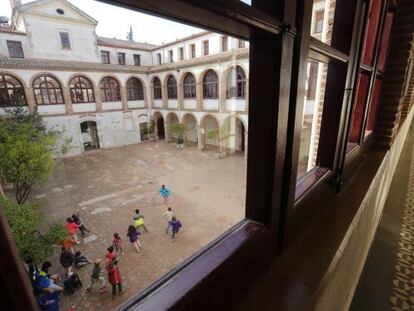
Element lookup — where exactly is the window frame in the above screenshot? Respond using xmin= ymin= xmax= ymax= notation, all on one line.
xmin=69 ymin=75 xmax=95 ymax=104
xmin=118 ymin=52 xmax=126 ymax=65
xmin=32 ymin=74 xmax=64 ymax=105
xmin=221 ymin=36 xmax=228 ymax=52
xmin=133 ymin=54 xmax=141 ymax=66
xmin=203 ymin=69 xmax=219 ymax=99
xmin=152 ymin=77 xmax=162 ymax=100
xmin=183 ymin=72 xmax=196 ymax=99
xmin=126 ymin=77 xmax=144 ymax=101
xmin=190 ymin=44 xmax=196 ymax=58
xmin=6 ymin=40 xmax=24 ymax=58
xmin=167 ymin=75 xmax=178 ymax=99
xmin=0 ymin=73 xmax=26 ymax=107
xmin=99 ymin=76 xmax=121 ymax=102
xmin=202 ymin=40 xmax=209 ymax=56
xmin=59 ymin=31 xmax=71 ymax=50
xmin=179 ymin=47 xmax=184 ymax=60
xmin=101 ymin=50 xmax=110 ymax=64
xmin=169 ymin=50 xmax=174 ymax=62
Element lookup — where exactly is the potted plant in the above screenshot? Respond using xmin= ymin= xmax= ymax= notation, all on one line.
xmin=206 ymin=129 xmax=224 ymax=158
xmin=168 ymin=122 xmax=186 ymax=149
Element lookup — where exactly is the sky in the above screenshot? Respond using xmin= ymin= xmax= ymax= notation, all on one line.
xmin=0 ymin=0 xmax=212 ymax=45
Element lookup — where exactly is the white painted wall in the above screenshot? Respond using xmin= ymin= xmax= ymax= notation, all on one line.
xmin=102 ymin=101 xmax=122 ymax=110
xmin=72 ymin=103 xmax=96 ymax=113
xmin=184 ymin=99 xmax=196 ymax=110
xmin=203 ymin=99 xmax=219 ymax=110
xmin=38 ymin=104 xmax=66 ymax=115
xmin=226 ymin=99 xmax=246 ymax=112
xmin=0 ymin=33 xmax=31 ymax=58
xmin=128 ymin=100 xmax=145 ymax=109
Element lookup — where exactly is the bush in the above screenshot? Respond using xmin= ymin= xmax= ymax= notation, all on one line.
xmin=1 ymin=197 xmax=66 ymax=264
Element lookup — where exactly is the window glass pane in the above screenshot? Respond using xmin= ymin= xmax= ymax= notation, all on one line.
xmin=361 ymin=0 xmax=382 ymax=66
xmin=297 ymin=60 xmax=328 ymax=179
xmin=347 ymin=73 xmax=370 ymax=150
xmin=377 ymin=12 xmax=394 ymax=72
xmin=310 ymin=0 xmax=337 ymax=46
xmin=365 ymin=77 xmax=382 ymax=136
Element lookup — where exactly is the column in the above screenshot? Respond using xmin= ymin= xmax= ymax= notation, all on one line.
xmin=94 ymin=86 xmax=102 ymax=112
xmin=196 ymin=82 xmax=203 ymax=111
xmin=177 ymin=83 xmax=184 ymax=110
xmin=162 ymin=84 xmax=168 ymax=109
xmin=62 ymin=87 xmax=73 ymax=114
xmin=244 ymin=130 xmax=248 ymax=159
xmin=24 ymin=87 xmax=36 ymax=113
xmin=197 ymin=125 xmax=204 ymax=150
xmin=120 ymin=85 xmax=128 ymax=111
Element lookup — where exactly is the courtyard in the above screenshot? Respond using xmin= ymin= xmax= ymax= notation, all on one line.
xmin=31 ymin=141 xmax=246 ymax=310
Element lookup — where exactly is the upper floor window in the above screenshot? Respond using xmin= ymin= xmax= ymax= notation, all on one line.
xmin=183 ymin=73 xmax=196 ymax=99
xmin=314 ymin=10 xmax=324 ymax=34
xmin=203 ymin=70 xmax=218 ymax=99
xmin=99 ymin=77 xmax=121 ymax=102
xmin=190 ymin=44 xmax=196 ymax=58
xmin=0 ymin=74 xmax=26 ymax=107
xmin=32 ymin=75 xmax=64 ymax=105
xmin=6 ymin=40 xmax=24 ymax=58
xmin=156 ymin=53 xmax=162 ymax=65
xmin=69 ymin=76 xmax=94 ymax=103
xmin=226 ymin=66 xmax=246 ymax=99
xmin=118 ymin=53 xmax=126 ymax=65
xmin=238 ymin=39 xmax=245 ymax=48
xmin=167 ymin=75 xmax=177 ymax=99
xmin=306 ymin=61 xmax=318 ymax=100
xmin=59 ymin=31 xmax=71 ymax=49
xmin=169 ymin=50 xmax=174 ymax=63
xmin=153 ymin=77 xmax=162 ymax=99
xmin=101 ymin=51 xmax=110 ymax=64
xmin=179 ymin=47 xmax=184 ymax=60
xmin=221 ymin=36 xmax=228 ymax=52
xmin=126 ymin=77 xmax=144 ymax=101
xmin=203 ymin=40 xmax=209 ymax=56
xmin=133 ymin=54 xmax=141 ymax=66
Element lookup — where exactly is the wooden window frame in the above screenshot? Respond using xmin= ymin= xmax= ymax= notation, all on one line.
xmin=153 ymin=77 xmax=162 ymax=100
xmin=169 ymin=50 xmax=174 ymax=62
xmin=6 ymin=40 xmax=24 ymax=58
xmin=126 ymin=77 xmax=144 ymax=101
xmin=157 ymin=53 xmax=162 ymax=65
xmin=179 ymin=47 xmax=184 ymax=60
xmin=221 ymin=36 xmax=228 ymax=52
xmin=69 ymin=76 xmax=95 ymax=103
xmin=183 ymin=73 xmax=196 ymax=99
xmin=167 ymin=75 xmax=178 ymax=99
xmin=202 ymin=40 xmax=209 ymax=56
xmin=203 ymin=70 xmax=219 ymax=99
xmin=99 ymin=76 xmax=121 ymax=102
xmin=190 ymin=44 xmax=196 ymax=58
xmin=0 ymin=74 xmax=26 ymax=107
xmin=118 ymin=52 xmax=126 ymax=65
xmin=133 ymin=54 xmax=141 ymax=66
xmin=101 ymin=50 xmax=110 ymax=64
xmin=32 ymin=74 xmax=64 ymax=105
xmin=59 ymin=31 xmax=71 ymax=50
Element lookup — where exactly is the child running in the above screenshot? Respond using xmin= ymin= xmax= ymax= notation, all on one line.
xmin=162 ymin=207 xmax=174 ymax=234
xmin=127 ymin=225 xmax=142 ymax=253
xmin=159 ymin=184 xmax=171 ymax=205
xmin=171 ymin=216 xmax=182 ymax=240
xmin=133 ymin=209 xmax=148 ymax=232
xmin=65 ymin=217 xmax=81 ymax=244
xmin=72 ymin=211 xmax=90 ymax=235
xmin=113 ymin=233 xmax=124 ymax=256
xmin=86 ymin=259 xmax=106 ymax=293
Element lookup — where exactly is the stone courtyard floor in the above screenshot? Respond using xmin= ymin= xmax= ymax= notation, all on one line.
xmin=31 ymin=141 xmax=246 ymax=311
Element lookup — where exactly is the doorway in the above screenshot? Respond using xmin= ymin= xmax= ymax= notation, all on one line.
xmin=154 ymin=112 xmax=165 ymax=140
xmin=81 ymin=121 xmax=100 ymax=151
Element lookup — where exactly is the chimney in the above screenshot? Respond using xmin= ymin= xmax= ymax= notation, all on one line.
xmin=10 ymin=0 xmax=22 ymax=9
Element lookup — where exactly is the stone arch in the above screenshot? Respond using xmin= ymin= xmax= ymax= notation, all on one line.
xmin=200 ymin=113 xmax=220 ymax=149
xmin=182 ymin=113 xmax=198 ymax=145
xmin=0 ymin=73 xmax=27 ymax=107
xmin=68 ymin=74 xmax=95 ymax=104
xmin=78 ymin=116 xmax=102 ymax=152
xmin=153 ymin=111 xmax=165 ymax=140
xmin=178 ymin=69 xmax=197 ymax=86
xmin=221 ymin=115 xmax=247 ymax=153
xmin=165 ymin=111 xmax=180 ymax=142
xmin=66 ymin=73 xmax=96 ymax=89
xmin=0 ymin=71 xmax=28 ymax=88
xmin=223 ymin=65 xmax=247 ymax=99
xmin=30 ymin=72 xmax=65 ymax=89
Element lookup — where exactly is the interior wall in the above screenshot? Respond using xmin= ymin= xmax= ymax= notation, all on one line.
xmin=314 ymin=106 xmax=414 ymax=311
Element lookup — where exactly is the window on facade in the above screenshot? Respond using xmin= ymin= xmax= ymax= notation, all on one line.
xmin=238 ymin=39 xmax=245 ymax=48
xmin=99 ymin=77 xmax=121 ymax=102
xmin=153 ymin=77 xmax=162 ymax=99
xmin=0 ymin=74 xmax=26 ymax=107
xmin=69 ymin=76 xmax=94 ymax=103
xmin=118 ymin=53 xmax=126 ymax=65
xmin=126 ymin=77 xmax=144 ymax=100
xmin=310 ymin=0 xmax=337 ymax=46
xmin=169 ymin=50 xmax=174 ymax=62
xmin=167 ymin=75 xmax=177 ymax=99
xmin=179 ymin=47 xmax=184 ymax=60
xmin=190 ymin=44 xmax=196 ymax=58
xmin=101 ymin=51 xmax=110 ymax=64
xmin=221 ymin=36 xmax=228 ymax=52
xmin=203 ymin=70 xmax=218 ymax=99
xmin=134 ymin=54 xmax=141 ymax=66
xmin=306 ymin=61 xmax=318 ymax=100
xmin=59 ymin=31 xmax=71 ymax=49
xmin=33 ymin=75 xmax=64 ymax=105
xmin=6 ymin=40 xmax=24 ymax=58
xmin=314 ymin=10 xmax=324 ymax=34
xmin=226 ymin=66 xmax=246 ymax=98
xmin=203 ymin=40 xmax=209 ymax=56
xmin=183 ymin=73 xmax=196 ymax=98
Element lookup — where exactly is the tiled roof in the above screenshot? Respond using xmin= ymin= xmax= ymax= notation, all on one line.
xmin=0 ymin=57 xmax=150 ymax=73
xmin=0 ymin=24 xmax=25 ymax=35
xmin=97 ymin=37 xmax=159 ymax=51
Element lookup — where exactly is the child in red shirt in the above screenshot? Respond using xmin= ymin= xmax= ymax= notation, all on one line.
xmin=113 ymin=233 xmax=124 ymax=256
xmin=65 ymin=218 xmax=80 ymax=244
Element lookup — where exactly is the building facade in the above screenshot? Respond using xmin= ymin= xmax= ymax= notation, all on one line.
xmin=0 ymin=0 xmax=249 ymax=157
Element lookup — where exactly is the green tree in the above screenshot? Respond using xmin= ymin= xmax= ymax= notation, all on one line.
xmin=0 ymin=107 xmax=57 ymax=204
xmin=1 ymin=197 xmax=66 ymax=264
xmin=168 ymin=122 xmax=186 ymax=144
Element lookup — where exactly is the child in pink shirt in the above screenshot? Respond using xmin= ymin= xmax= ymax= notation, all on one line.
xmin=65 ymin=218 xmax=80 ymax=244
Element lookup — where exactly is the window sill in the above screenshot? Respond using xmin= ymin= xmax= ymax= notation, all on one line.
xmin=294 ymin=166 xmax=330 ymax=203
xmin=118 ymin=219 xmax=269 ymax=311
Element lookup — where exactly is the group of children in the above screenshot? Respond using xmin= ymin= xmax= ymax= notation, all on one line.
xmin=34 ymin=184 xmax=184 ymax=308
